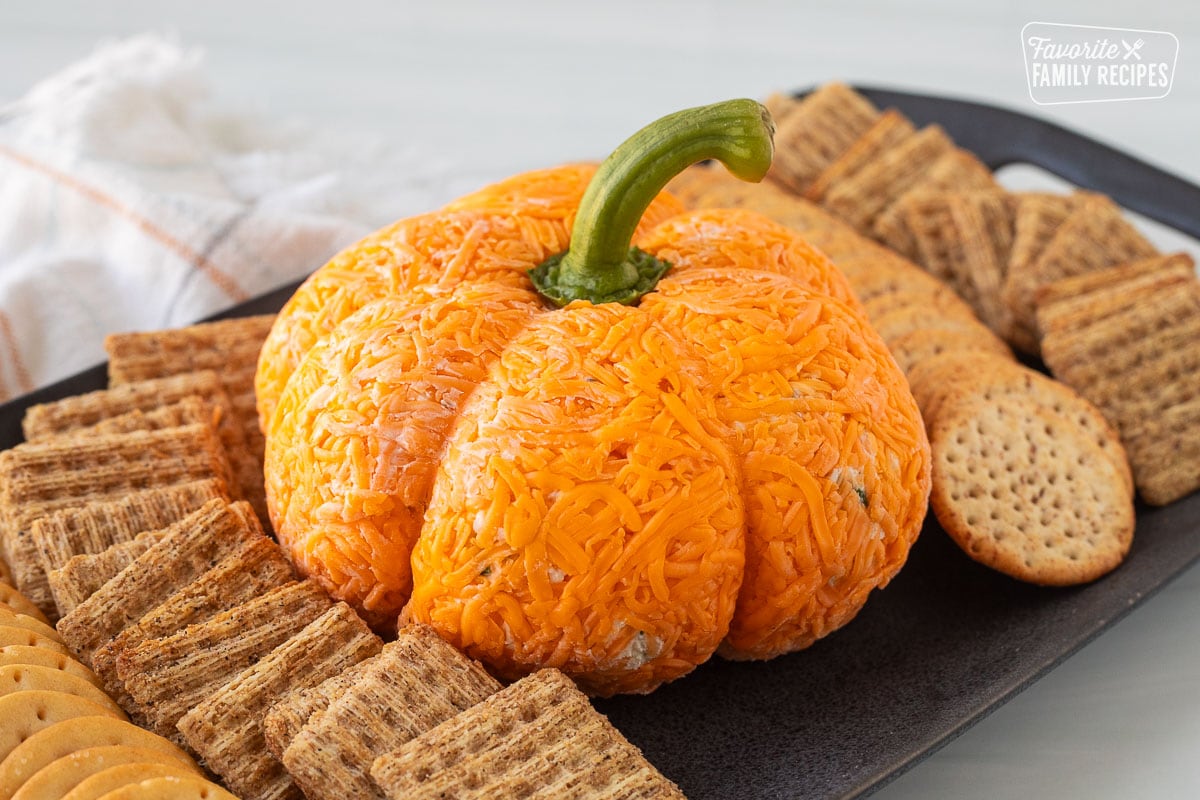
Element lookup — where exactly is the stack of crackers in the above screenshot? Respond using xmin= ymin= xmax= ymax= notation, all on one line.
xmin=0 ymin=574 xmax=234 ymax=799
xmin=762 ymin=84 xmax=1200 ymax=509
xmin=0 ymin=315 xmax=687 ymax=798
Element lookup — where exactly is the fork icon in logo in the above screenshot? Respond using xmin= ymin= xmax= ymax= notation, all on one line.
xmin=1122 ymin=38 xmax=1145 ymax=60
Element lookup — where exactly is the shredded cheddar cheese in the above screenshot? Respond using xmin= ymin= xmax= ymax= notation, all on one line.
xmin=260 ymin=164 xmax=931 ymax=695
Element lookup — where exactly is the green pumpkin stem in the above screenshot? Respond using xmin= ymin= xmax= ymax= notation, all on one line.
xmin=529 ymin=98 xmax=775 ymax=307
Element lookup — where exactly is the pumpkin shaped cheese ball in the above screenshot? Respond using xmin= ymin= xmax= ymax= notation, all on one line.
xmin=260 ymin=100 xmax=931 ymax=695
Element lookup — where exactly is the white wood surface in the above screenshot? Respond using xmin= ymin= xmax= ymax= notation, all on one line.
xmin=2 ymin=2 xmax=1197 ymax=797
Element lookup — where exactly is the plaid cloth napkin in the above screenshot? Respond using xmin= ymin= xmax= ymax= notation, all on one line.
xmin=0 ymin=34 xmax=472 ymax=400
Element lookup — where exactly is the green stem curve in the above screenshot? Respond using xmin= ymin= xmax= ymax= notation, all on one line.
xmin=529 ymin=98 xmax=775 ymax=307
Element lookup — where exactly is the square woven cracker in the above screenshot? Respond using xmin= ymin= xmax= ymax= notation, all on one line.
xmin=31 ymin=480 xmax=227 ymax=612
xmin=47 ymin=531 xmax=165 ymax=616
xmin=1039 ymin=270 xmax=1200 ymax=504
xmin=59 ymin=397 xmax=218 ymax=439
xmin=0 ymin=423 xmax=236 ymax=617
xmin=873 ymin=148 xmax=998 ymax=258
xmin=177 ymin=603 xmax=381 ymax=800
xmin=92 ymin=535 xmax=295 ymax=708
xmin=262 ymin=658 xmax=376 ymax=762
xmin=1001 ymin=193 xmax=1157 ymax=354
xmin=1043 ymin=284 xmax=1199 ymax=398
xmin=767 ymin=83 xmax=881 ymax=194
xmin=21 ymin=371 xmax=258 ymax=519
xmin=1121 ymin=398 xmax=1200 ymax=506
xmin=117 ymin=579 xmax=333 ymax=738
xmin=1003 ymin=192 xmax=1081 ymax=354
xmin=105 ymin=315 xmax=275 ymax=521
xmin=900 ymin=190 xmax=1015 ymax=335
xmin=370 ymin=669 xmax=686 ymax=800
xmin=21 ymin=371 xmax=230 ymax=440
xmin=282 ymin=625 xmax=502 ymax=800
xmin=55 ymin=499 xmax=259 ymax=667
xmin=1035 ymin=253 xmax=1196 ymax=338
xmin=823 ymin=124 xmax=953 ymax=233
xmin=803 ymin=109 xmax=916 ymax=202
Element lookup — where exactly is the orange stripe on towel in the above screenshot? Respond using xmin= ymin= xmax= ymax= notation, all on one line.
xmin=0 ymin=144 xmax=249 ymax=303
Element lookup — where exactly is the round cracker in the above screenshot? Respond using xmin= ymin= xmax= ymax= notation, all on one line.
xmin=0 ymin=583 xmax=49 ymax=626
xmin=0 ymin=646 xmax=102 ymax=689
xmin=13 ymin=746 xmax=199 ymax=800
xmin=36 ymin=758 xmax=199 ymax=800
xmin=0 ymin=625 xmax=70 ymax=656
xmin=843 ymin=260 xmax=948 ymax=303
xmin=906 ymin=351 xmax=1021 ymax=429
xmin=0 ymin=665 xmax=123 ymax=716
xmin=887 ymin=325 xmax=1014 ymax=374
xmin=0 ymin=717 xmax=194 ymax=799
xmin=863 ymin=285 xmax=979 ymax=325
xmin=0 ymin=691 xmax=124 ymax=763
xmin=873 ymin=308 xmax=999 ymax=351
xmin=85 ymin=775 xmax=236 ymax=800
xmin=923 ymin=356 xmax=1133 ymax=496
xmin=931 ymin=392 xmax=1135 ymax=585
xmin=0 ymin=608 xmax=63 ymax=645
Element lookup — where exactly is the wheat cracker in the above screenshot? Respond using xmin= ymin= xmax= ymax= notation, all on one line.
xmin=1034 ymin=253 xmax=1195 ymax=316
xmin=282 ymin=624 xmax=502 ymax=800
xmin=823 ymin=125 xmax=953 ymax=233
xmin=262 ymin=658 xmax=376 ymax=762
xmin=1036 ymin=261 xmax=1194 ymax=342
xmin=804 ymin=109 xmax=916 ymax=202
xmin=105 ymin=315 xmax=276 ymax=521
xmin=31 ymin=479 xmax=227 ymax=614
xmin=55 ymin=499 xmax=258 ymax=667
xmin=22 ymin=372 xmax=228 ymax=441
xmin=767 ymin=83 xmax=881 ymax=194
xmin=48 ymin=533 xmax=164 ymax=618
xmin=21 ymin=371 xmax=259 ymax=520
xmin=177 ymin=603 xmax=380 ymax=800
xmin=1002 ymin=194 xmax=1157 ymax=354
xmin=117 ymin=579 xmax=333 ymax=737
xmin=68 ymin=397 xmax=217 ymax=439
xmin=370 ymin=668 xmax=686 ymax=800
xmin=0 ymin=424 xmax=235 ymax=616
xmin=872 ymin=149 xmax=998 ymax=257
xmin=91 ymin=535 xmax=295 ymax=708
xmin=1121 ymin=399 xmax=1200 ymax=506
xmin=1003 ymin=193 xmax=1082 ymax=352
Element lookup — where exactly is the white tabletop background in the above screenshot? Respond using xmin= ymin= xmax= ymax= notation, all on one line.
xmin=2 ymin=1 xmax=1197 ymax=797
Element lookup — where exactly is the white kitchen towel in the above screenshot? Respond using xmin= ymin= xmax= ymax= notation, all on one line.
xmin=0 ymin=34 xmax=477 ymax=401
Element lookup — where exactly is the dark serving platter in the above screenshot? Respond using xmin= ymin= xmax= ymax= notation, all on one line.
xmin=1 ymin=87 xmax=1198 ymax=799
